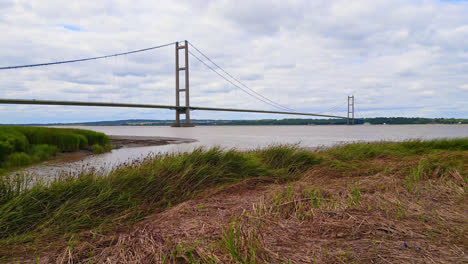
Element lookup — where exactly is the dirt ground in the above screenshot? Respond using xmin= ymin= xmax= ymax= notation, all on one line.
xmin=40 ymin=155 xmax=468 ymax=264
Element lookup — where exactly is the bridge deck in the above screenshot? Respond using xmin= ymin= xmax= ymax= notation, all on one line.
xmin=0 ymin=99 xmax=347 ymax=119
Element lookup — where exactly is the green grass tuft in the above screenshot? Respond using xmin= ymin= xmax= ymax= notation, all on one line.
xmin=5 ymin=153 xmax=32 ymax=168
xmin=92 ymin=144 xmax=105 ymax=154
xmin=30 ymin=144 xmax=58 ymax=162
xmin=256 ymin=144 xmax=322 ymax=175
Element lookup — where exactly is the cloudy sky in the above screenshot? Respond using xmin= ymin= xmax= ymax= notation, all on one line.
xmin=0 ymin=0 xmax=467 ymax=123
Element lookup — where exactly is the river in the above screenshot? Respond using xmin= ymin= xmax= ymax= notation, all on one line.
xmin=18 ymin=124 xmax=468 ymax=180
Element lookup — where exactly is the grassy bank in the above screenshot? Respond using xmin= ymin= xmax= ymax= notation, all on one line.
xmin=0 ymin=146 xmax=320 ymax=240
xmin=0 ymin=126 xmax=110 ymax=172
xmin=0 ymin=138 xmax=467 ymax=263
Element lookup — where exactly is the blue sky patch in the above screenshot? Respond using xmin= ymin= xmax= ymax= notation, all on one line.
xmin=62 ymin=24 xmax=81 ymax=31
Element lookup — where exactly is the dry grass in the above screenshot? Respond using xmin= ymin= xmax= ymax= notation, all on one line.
xmin=2 ymin=141 xmax=467 ymax=263
xmin=34 ymin=153 xmax=467 ymax=264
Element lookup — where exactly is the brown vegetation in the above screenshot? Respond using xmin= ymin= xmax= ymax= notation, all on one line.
xmin=1 ymin=140 xmax=467 ymax=263
xmin=49 ymin=154 xmax=467 ymax=263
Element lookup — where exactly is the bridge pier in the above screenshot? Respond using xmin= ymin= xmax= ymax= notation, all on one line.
xmin=347 ymin=95 xmax=355 ymax=125
xmin=171 ymin=40 xmax=194 ymax=127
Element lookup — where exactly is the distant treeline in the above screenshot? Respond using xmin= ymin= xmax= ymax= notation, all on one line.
xmin=2 ymin=117 xmax=467 ymax=126
xmin=195 ymin=117 xmax=467 ymax=125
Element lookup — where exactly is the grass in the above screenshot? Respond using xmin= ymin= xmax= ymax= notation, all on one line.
xmin=221 ymin=221 xmax=262 ymax=264
xmin=326 ymin=138 xmax=468 ymax=161
xmin=0 ymin=145 xmax=321 ymax=242
xmin=0 ymin=138 xmax=466 ymax=263
xmin=0 ymin=126 xmax=110 ymax=171
xmin=256 ymin=144 xmax=322 ymax=173
xmin=91 ymin=144 xmax=105 ymax=154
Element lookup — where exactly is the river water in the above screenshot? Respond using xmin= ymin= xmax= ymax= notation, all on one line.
xmin=20 ymin=125 xmax=468 ymax=180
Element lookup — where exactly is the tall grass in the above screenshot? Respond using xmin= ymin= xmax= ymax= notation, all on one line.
xmin=10 ymin=126 xmax=109 ymax=151
xmin=256 ymin=144 xmax=322 ymax=174
xmin=0 ymin=138 xmax=466 ymax=251
xmin=0 ymin=126 xmax=110 ymax=170
xmin=0 ymin=173 xmax=29 ymax=205
xmin=327 ymin=138 xmax=468 ymax=161
xmin=0 ymin=146 xmax=321 ymax=241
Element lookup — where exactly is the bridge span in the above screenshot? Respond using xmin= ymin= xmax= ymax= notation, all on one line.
xmin=0 ymin=40 xmax=355 ymax=126
xmin=0 ymin=99 xmax=348 ymax=127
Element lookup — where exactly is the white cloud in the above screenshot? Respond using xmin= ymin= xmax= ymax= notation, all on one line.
xmin=460 ymin=84 xmax=468 ymax=90
xmin=421 ymin=90 xmax=435 ymax=96
xmin=408 ymin=82 xmax=423 ymax=91
xmin=0 ymin=0 xmax=467 ymax=123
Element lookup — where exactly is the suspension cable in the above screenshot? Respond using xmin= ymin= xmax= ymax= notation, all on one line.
xmin=188 ymin=41 xmax=295 ymax=112
xmin=0 ymin=42 xmax=176 ymax=70
xmin=188 ymin=50 xmax=294 ymax=111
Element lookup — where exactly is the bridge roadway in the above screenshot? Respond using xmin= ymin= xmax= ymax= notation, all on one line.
xmin=0 ymin=99 xmax=347 ymax=119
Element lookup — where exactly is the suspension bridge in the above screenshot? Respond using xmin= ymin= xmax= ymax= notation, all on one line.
xmin=0 ymin=40 xmax=356 ymax=126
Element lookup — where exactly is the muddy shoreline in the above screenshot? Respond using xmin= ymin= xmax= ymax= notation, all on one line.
xmin=109 ymin=135 xmax=197 ymax=149
xmin=55 ymin=135 xmax=197 ymax=163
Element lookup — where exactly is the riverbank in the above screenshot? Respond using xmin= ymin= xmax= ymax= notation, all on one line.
xmin=2 ymin=134 xmax=197 ymax=177
xmin=109 ymin=135 xmax=197 ymax=148
xmin=0 ymin=139 xmax=467 ymax=263
xmin=42 ymin=135 xmax=197 ymax=164
xmin=60 ymin=135 xmax=197 ymax=160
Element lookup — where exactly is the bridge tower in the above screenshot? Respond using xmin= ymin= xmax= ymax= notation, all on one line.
xmin=171 ymin=40 xmax=194 ymax=127
xmin=347 ymin=95 xmax=355 ymax=125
